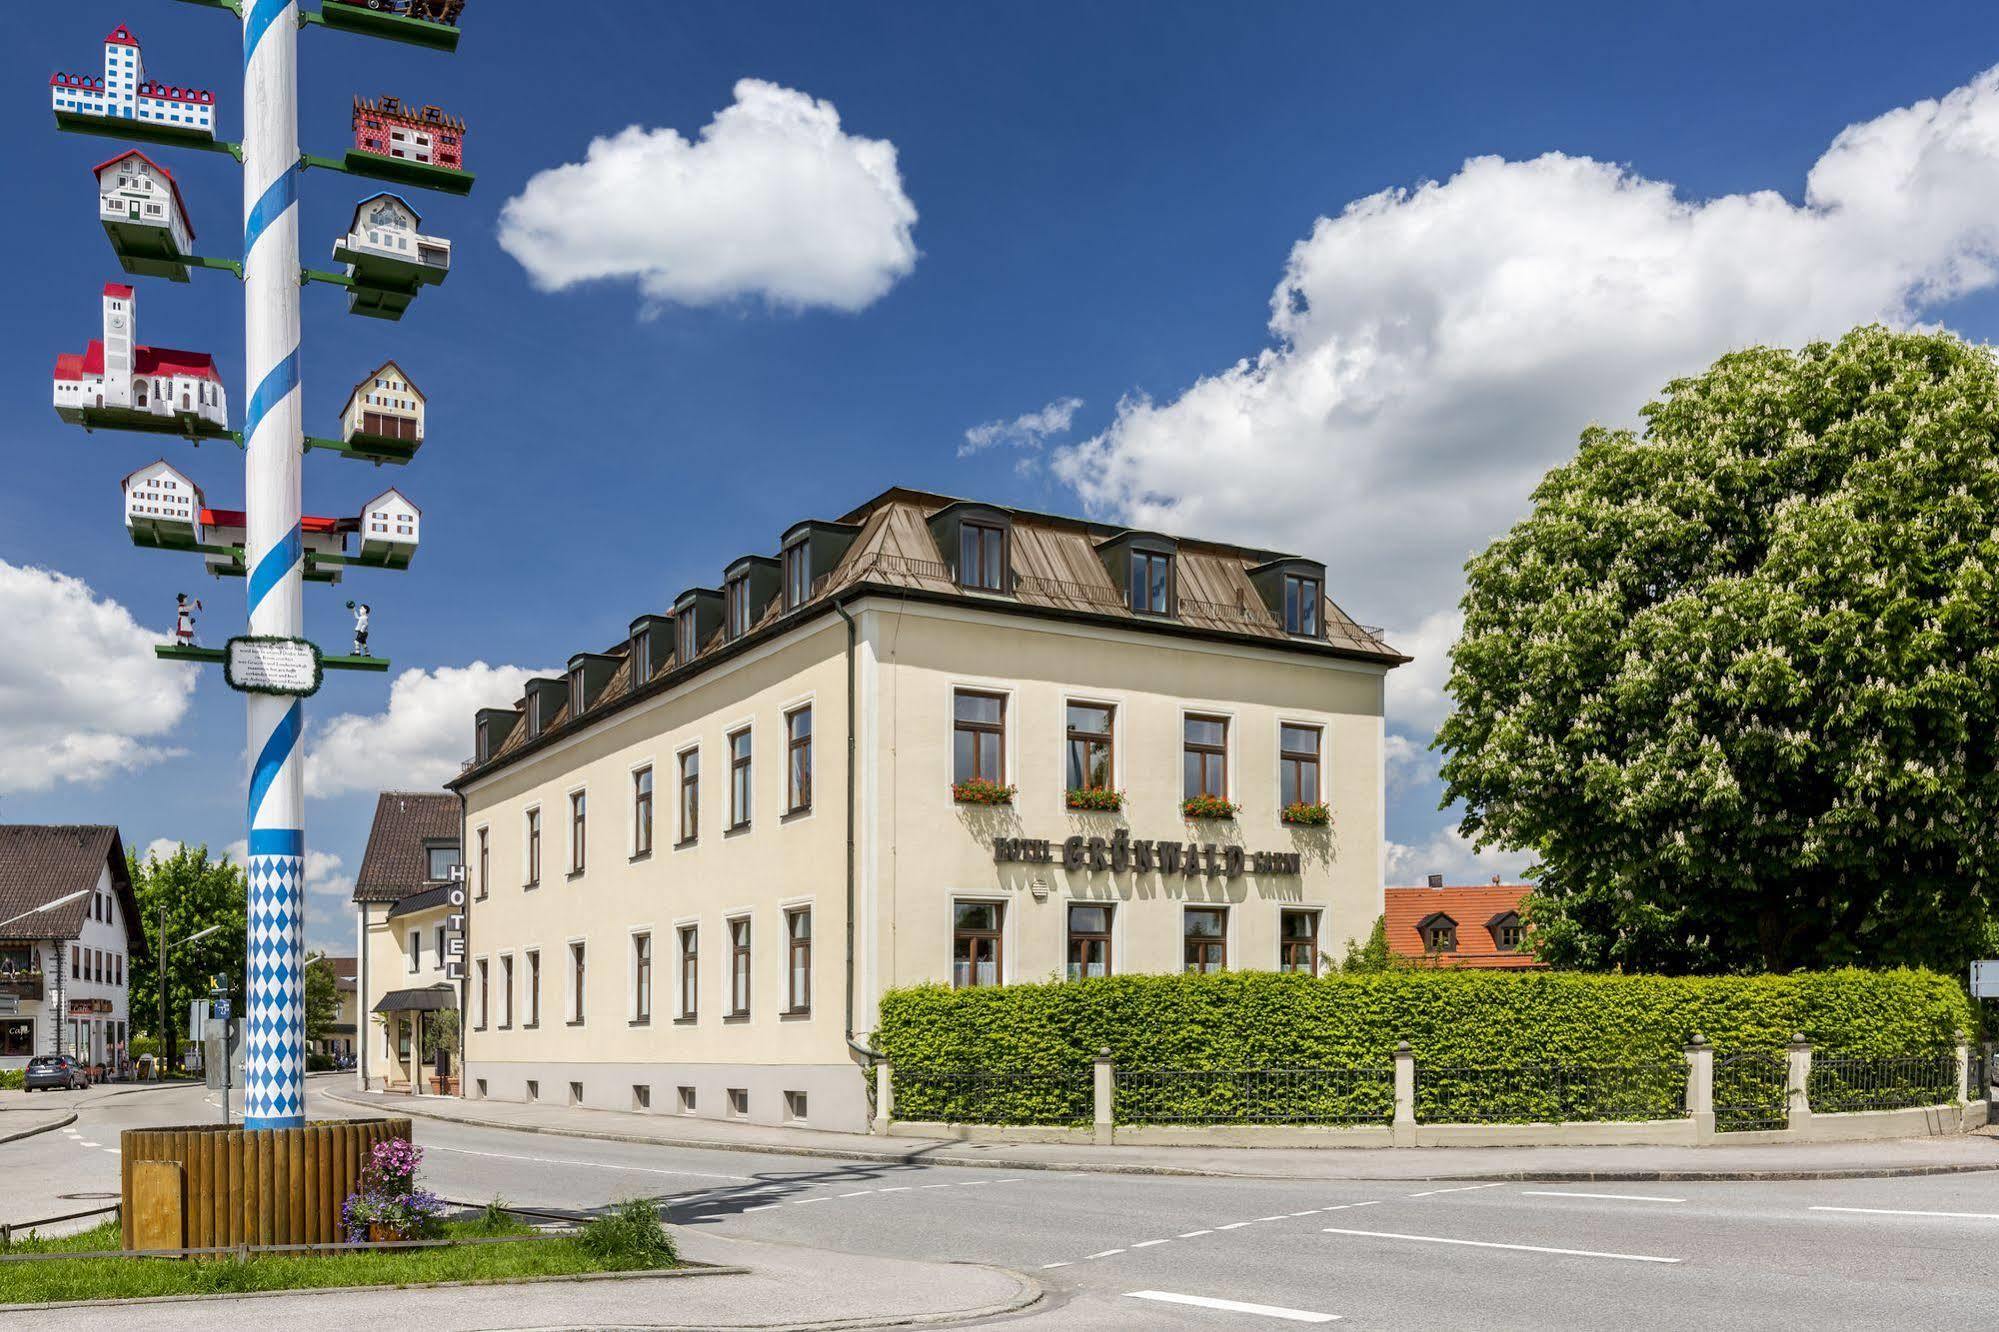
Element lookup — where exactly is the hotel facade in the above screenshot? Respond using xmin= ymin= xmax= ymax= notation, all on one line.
xmin=452 ymin=488 xmax=1404 ymax=1132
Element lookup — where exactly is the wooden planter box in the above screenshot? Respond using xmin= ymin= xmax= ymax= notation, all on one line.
xmin=119 ymin=1118 xmax=412 ymax=1252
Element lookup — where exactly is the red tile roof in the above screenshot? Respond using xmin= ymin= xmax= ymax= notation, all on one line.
xmin=199 ymin=509 xmax=350 ymax=536
xmin=53 ymin=339 xmax=222 ymax=383
xmin=1384 ymin=883 xmax=1544 ymax=969
xmin=103 ymin=282 xmax=135 ymax=299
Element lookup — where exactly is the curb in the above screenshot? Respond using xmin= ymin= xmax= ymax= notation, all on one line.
xmin=321 ymin=1089 xmax=1999 ymax=1184
xmin=0 ymin=1111 xmax=76 ymax=1146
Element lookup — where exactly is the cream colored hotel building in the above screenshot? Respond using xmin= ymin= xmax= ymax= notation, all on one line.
xmin=450 ymin=487 xmax=1405 ymax=1132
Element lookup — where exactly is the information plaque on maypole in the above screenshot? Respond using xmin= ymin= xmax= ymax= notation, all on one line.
xmin=225 ymin=636 xmax=324 ymax=697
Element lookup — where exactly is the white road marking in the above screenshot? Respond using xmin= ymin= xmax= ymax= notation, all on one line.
xmin=77 ymin=1141 xmax=100 ymax=1148
xmin=956 ymin=1180 xmax=991 ymax=1187
xmin=1406 ymin=1182 xmax=1507 ymax=1198
xmin=1288 ymin=1210 xmax=1321 ymax=1217
xmin=919 ymin=1184 xmax=953 ymax=1190
xmin=1216 ymin=1221 xmax=1257 ymax=1230
xmin=1522 ymin=1192 xmax=1686 ymax=1204
xmin=791 ymin=1197 xmax=831 ymax=1205
xmin=1810 ymin=1206 xmax=1999 ymax=1221
xmin=102 ymin=1148 xmax=120 ymax=1155
xmin=1256 ymin=1215 xmax=1289 ymax=1222
xmin=1322 ymin=1201 xmax=1380 ymax=1211
xmin=838 ymin=1191 xmax=876 ymax=1198
xmin=1085 ymin=1248 xmax=1127 ymax=1259
xmin=1040 ymin=1261 xmax=1071 ymax=1269
xmin=1131 ymin=1239 xmax=1171 ymax=1248
xmin=876 ymin=1186 xmax=911 ymax=1193
xmin=1178 ymin=1229 xmax=1213 ymax=1238
xmin=1126 ymin=1291 xmax=1340 ymax=1323
xmin=1322 ymin=1227 xmax=1681 ymax=1264
xmin=422 ymin=1145 xmax=752 ymax=1182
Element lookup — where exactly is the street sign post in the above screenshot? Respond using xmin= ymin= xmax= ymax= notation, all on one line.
xmin=225 ymin=636 xmax=323 ymax=697
xmin=1971 ymin=960 xmax=1999 ymax=999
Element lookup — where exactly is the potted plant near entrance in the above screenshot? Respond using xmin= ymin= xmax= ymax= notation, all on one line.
xmin=422 ymin=1008 xmax=461 ymax=1096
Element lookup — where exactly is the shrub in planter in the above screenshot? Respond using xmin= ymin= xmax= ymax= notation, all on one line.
xmin=579 ymin=1198 xmax=680 ymax=1270
xmin=1065 ymin=787 xmax=1124 ymax=812
xmin=342 ymin=1137 xmax=444 ymax=1243
xmin=1281 ymin=801 xmax=1331 ymax=827
xmin=952 ymin=778 xmax=1017 ymax=806
xmin=1181 ymin=793 xmax=1239 ymax=820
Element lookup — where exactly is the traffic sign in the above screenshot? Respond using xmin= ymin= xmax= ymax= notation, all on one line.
xmin=1972 ymin=960 xmax=1999 ymax=999
xmin=213 ymin=995 xmax=232 ymax=1023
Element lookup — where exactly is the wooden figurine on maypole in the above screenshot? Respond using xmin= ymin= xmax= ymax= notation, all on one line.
xmin=173 ymin=593 xmax=202 ymax=648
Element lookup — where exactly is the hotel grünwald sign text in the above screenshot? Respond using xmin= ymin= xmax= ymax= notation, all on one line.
xmin=993 ymin=827 xmax=1301 ymax=879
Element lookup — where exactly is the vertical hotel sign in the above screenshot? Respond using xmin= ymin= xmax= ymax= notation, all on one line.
xmin=444 ymin=862 xmax=467 ymax=980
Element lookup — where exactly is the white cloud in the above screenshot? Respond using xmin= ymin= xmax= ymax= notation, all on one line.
xmin=221 ymin=838 xmax=247 ymax=864
xmin=960 ymin=397 xmax=1085 ymax=459
xmin=305 ymin=663 xmax=552 ymax=798
xmin=1382 ymin=608 xmax=1464 ymax=737
xmin=1385 ymin=822 xmax=1537 ymax=887
xmin=499 ymin=79 xmax=919 ymax=314
xmin=0 ymin=561 xmax=195 ymax=795
xmin=1053 ymin=65 xmax=1999 ymax=661
xmin=144 ymin=837 xmax=185 ymax=864
xmin=303 ymin=849 xmax=354 ymax=901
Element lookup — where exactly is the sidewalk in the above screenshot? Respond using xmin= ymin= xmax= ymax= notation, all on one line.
xmin=0 ymin=1232 xmax=1041 ymax=1331
xmin=326 ymin=1085 xmax=1999 ymax=1181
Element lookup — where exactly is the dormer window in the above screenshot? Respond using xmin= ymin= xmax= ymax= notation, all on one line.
xmin=677 ymin=613 xmax=697 ymax=662
xmin=1489 ymin=913 xmax=1525 ymax=952
xmin=632 ymin=631 xmax=651 ymax=684
xmin=568 ymin=666 xmax=587 ymax=716
xmin=527 ymin=691 xmax=544 ymax=738
xmin=783 ymin=540 xmax=811 ymax=612
xmin=1130 ymin=549 xmax=1174 ymax=616
xmin=1284 ymin=572 xmax=1322 ymax=636
xmin=725 ymin=576 xmax=752 ymax=640
xmin=1419 ymin=914 xmax=1459 ymax=953
xmin=959 ymin=520 xmax=1007 ymax=592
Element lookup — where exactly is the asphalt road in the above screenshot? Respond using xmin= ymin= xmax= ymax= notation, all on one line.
xmin=5 ymin=1078 xmax=1998 ymax=1329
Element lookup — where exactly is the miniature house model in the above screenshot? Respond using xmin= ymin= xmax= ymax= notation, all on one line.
xmin=340 ymin=360 xmax=426 ymax=446
xmin=341 ymin=194 xmax=451 ymax=272
xmin=352 ymin=95 xmax=465 ymax=169
xmin=54 ymin=284 xmax=228 ymax=429
xmin=201 ymin=509 xmax=350 ymax=584
xmin=96 ymin=150 xmax=194 ymax=270
xmin=121 ymin=459 xmax=204 ymax=545
xmin=358 ymin=489 xmax=420 ymax=568
xmin=51 ymin=26 xmax=216 ymax=139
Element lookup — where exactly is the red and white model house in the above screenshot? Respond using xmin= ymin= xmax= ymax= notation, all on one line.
xmin=201 ymin=509 xmax=351 ymax=585
xmin=51 ymin=25 xmax=216 ymax=139
xmin=96 ymin=149 xmax=195 ymax=267
xmin=54 ymin=284 xmax=227 ymax=430
xmin=352 ymin=94 xmax=465 ymax=170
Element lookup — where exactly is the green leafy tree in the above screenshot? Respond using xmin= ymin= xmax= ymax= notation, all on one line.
xmin=1331 ymin=915 xmax=1395 ymax=973
xmin=304 ymin=954 xmax=341 ymax=1046
xmin=1439 ymin=327 xmax=1999 ymax=974
xmin=126 ymin=844 xmax=248 ymax=1068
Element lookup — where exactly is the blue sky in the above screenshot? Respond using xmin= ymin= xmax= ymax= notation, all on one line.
xmin=5 ymin=2 xmax=1999 ymax=951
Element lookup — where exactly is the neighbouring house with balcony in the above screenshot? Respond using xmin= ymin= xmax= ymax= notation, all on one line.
xmin=0 ymin=826 xmax=146 ymax=1073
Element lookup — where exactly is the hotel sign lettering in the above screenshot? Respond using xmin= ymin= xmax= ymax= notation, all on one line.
xmin=993 ymin=829 xmax=1301 ymax=879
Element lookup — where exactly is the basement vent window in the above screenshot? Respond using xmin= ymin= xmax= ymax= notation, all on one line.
xmin=569 ymin=1081 xmax=584 ymax=1107
xmin=475 ymin=1078 xmax=487 ymax=1099
xmin=727 ymin=1087 xmax=749 ymax=1118
xmin=678 ymin=1085 xmax=697 ymax=1114
xmin=633 ymin=1084 xmax=651 ymax=1111
xmin=784 ymin=1090 xmax=808 ymax=1123
xmin=525 ymin=1079 xmax=539 ymax=1102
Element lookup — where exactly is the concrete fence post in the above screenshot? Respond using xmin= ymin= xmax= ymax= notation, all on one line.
xmin=1785 ymin=1033 xmax=1813 ymax=1132
xmin=1684 ymin=1033 xmax=1714 ymax=1143
xmin=873 ymin=1061 xmax=894 ymax=1136
xmin=1956 ymin=1042 xmax=1972 ymax=1105
xmin=1092 ymin=1048 xmax=1114 ymax=1146
xmin=1392 ymin=1041 xmax=1417 ymax=1147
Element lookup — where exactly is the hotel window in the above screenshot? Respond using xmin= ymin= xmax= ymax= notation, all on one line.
xmin=783 ymin=540 xmax=811 ymax=611
xmin=632 ymin=932 xmax=653 ymax=1024
xmin=958 ymin=521 xmax=1007 ymax=592
xmin=407 ymin=930 xmax=421 ymax=974
xmin=476 ymin=827 xmax=489 ymax=900
xmin=728 ymin=918 xmax=751 ymax=1017
xmin=1280 ymin=910 xmax=1320 ymax=975
xmin=953 ymin=691 xmax=1006 ymax=784
xmin=475 ymin=958 xmax=489 ymax=1030
xmin=426 ymin=843 xmax=459 ymax=882
xmin=500 ymin=954 xmax=514 ymax=1028
xmin=1184 ymin=907 xmax=1228 ymax=973
xmin=1065 ymin=703 xmax=1114 ymax=792
xmin=1280 ymin=725 xmax=1322 ymax=808
xmin=568 ymin=666 xmax=587 ymax=716
xmin=1130 ymin=548 xmax=1174 ymax=615
xmin=524 ymin=808 xmax=541 ymax=887
xmin=786 ymin=707 xmax=812 ymax=813
xmin=632 ymin=631 xmax=652 ymax=683
xmin=633 ymin=766 xmax=654 ymax=856
xmin=1066 ymin=904 xmax=1112 ymax=980
xmin=568 ymin=942 xmax=587 ymax=1024
xmin=678 ymin=926 xmax=698 ymax=1019
xmin=785 ymin=908 xmax=811 ymax=1013
xmin=677 ymin=612 xmax=698 ymax=662
xmin=1184 ymin=715 xmax=1229 ymax=799
xmin=952 ymin=902 xmax=1003 ymax=988
xmin=678 ymin=749 xmax=700 ymax=844
xmin=729 ymin=728 xmax=753 ymax=829
xmin=569 ymin=790 xmax=587 ymax=874
xmin=525 ymin=950 xmax=541 ymax=1027
xmin=1283 ymin=573 xmax=1322 ymax=637
xmin=435 ymin=925 xmax=447 ymax=966
xmin=725 ymin=576 xmax=752 ymax=640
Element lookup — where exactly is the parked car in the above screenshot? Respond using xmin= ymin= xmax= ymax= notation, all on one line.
xmin=23 ymin=1054 xmax=90 ymax=1092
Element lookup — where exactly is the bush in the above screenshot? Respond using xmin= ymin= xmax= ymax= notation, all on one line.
xmin=875 ymin=968 xmax=1974 ymax=1126
xmin=305 ymin=1052 xmax=335 ymax=1073
xmin=0 ymin=1069 xmax=22 ymax=1091
xmin=578 ymin=1199 xmax=678 ymax=1270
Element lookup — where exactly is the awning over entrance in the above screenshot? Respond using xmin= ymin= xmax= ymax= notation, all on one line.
xmin=372 ymin=985 xmax=456 ymax=1014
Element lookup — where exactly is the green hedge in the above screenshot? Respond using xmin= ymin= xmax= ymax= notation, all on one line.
xmin=875 ymin=968 xmax=1974 ymax=1127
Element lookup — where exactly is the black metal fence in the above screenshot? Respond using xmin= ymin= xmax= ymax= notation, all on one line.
xmin=1808 ymin=1051 xmax=1959 ymax=1114
xmin=1417 ymin=1062 xmax=1687 ymax=1125
xmin=1115 ymin=1067 xmax=1394 ymax=1126
xmin=892 ymin=1067 xmax=1093 ymax=1127
xmin=1714 ymin=1050 xmax=1789 ymax=1132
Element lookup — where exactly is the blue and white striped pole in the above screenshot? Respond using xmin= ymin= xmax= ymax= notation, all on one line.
xmin=241 ymin=0 xmax=306 ymax=1129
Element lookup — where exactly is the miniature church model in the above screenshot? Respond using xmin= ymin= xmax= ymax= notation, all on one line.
xmin=357 ymin=488 xmax=421 ymax=568
xmin=96 ymin=149 xmax=195 ymax=279
xmin=352 ymin=95 xmax=466 ymax=170
xmin=340 ymin=360 xmax=426 ymax=447
xmin=121 ymin=459 xmax=204 ymax=546
xmin=51 ymin=26 xmax=216 ymax=140
xmin=54 ymin=283 xmax=228 ymax=430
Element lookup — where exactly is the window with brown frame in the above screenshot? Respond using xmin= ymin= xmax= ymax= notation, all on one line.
xmin=953 ymin=691 xmax=1005 ymax=784
xmin=525 ymin=949 xmax=540 ymax=1027
xmin=728 ymin=918 xmax=751 ymax=1016
xmin=569 ymin=941 xmax=586 ymax=1024
xmin=1184 ymin=907 xmax=1227 ymax=973
xmin=476 ymin=827 xmax=489 ymax=900
xmin=1130 ymin=548 xmax=1174 ymax=615
xmin=786 ymin=707 xmax=813 ymax=813
xmin=525 ymin=807 xmax=541 ymax=887
xmin=1280 ymin=909 xmax=1319 ymax=975
xmin=678 ymin=925 xmax=698 ymax=1019
xmin=1066 ymin=903 xmax=1111 ymax=980
xmin=1493 ymin=916 xmax=1526 ymax=952
xmin=952 ymin=902 xmax=1003 ymax=988
xmin=1280 ymin=724 xmax=1321 ymax=808
xmin=958 ymin=521 xmax=1007 ymax=591
xmin=569 ymin=790 xmax=587 ymax=874
xmin=783 ymin=541 xmax=811 ymax=611
xmin=1283 ymin=573 xmax=1322 ymax=636
xmin=1184 ymin=715 xmax=1228 ymax=800
xmin=678 ymin=749 xmax=699 ymax=844
xmin=633 ymin=766 xmax=654 ymax=856
xmin=1425 ymin=918 xmax=1458 ymax=953
xmin=785 ymin=908 xmax=811 ymax=1013
xmin=1066 ymin=702 xmax=1114 ymax=791
xmin=725 ymin=575 xmax=752 ymax=639
xmin=632 ymin=932 xmax=652 ymax=1024
xmin=729 ymin=728 xmax=753 ymax=829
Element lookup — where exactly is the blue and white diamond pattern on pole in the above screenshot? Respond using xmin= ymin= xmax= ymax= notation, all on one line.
xmin=244 ymin=836 xmax=305 ymax=1123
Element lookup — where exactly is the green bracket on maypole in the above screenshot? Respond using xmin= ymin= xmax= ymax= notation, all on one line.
xmin=304 ymin=434 xmax=416 ymax=466
xmin=154 ymin=644 xmax=390 ymax=673
xmin=299 ymin=151 xmax=475 ymax=197
xmin=54 ymin=111 xmax=243 ymax=161
xmin=307 ymin=5 xmax=463 ymax=52
xmin=59 ymin=406 xmax=240 ymax=444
